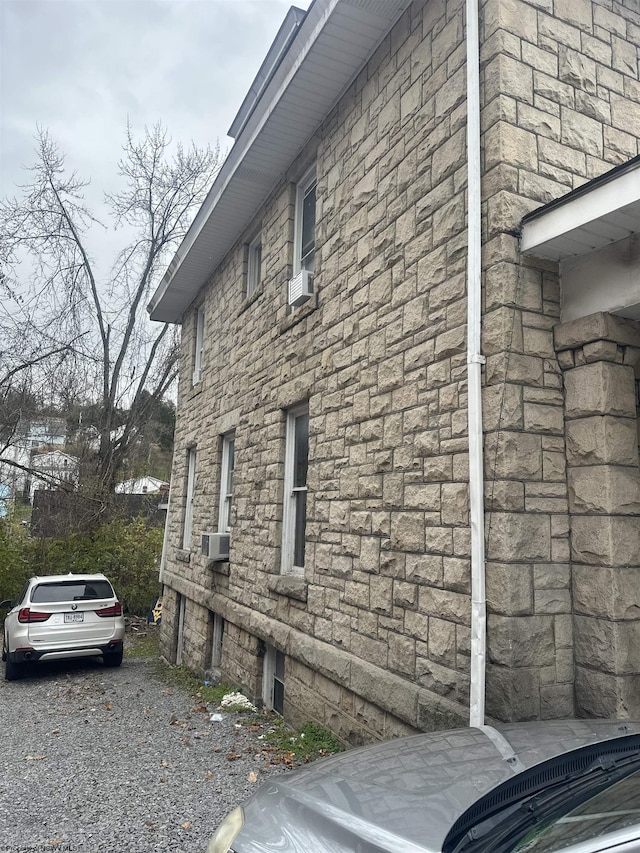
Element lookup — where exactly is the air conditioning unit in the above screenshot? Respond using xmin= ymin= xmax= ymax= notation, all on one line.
xmin=288 ymin=269 xmax=313 ymax=307
xmin=201 ymin=532 xmax=230 ymax=561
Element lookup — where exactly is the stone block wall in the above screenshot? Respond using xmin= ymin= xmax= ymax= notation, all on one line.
xmin=161 ymin=0 xmax=475 ymax=739
xmin=160 ymin=585 xmax=180 ymax=664
xmin=482 ymin=257 xmax=574 ymax=721
xmin=159 ymin=0 xmax=640 ymax=738
xmin=480 ymin=0 xmax=640 ymax=719
xmin=555 ymin=313 xmax=640 ymax=717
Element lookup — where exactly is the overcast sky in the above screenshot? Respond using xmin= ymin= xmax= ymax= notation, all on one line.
xmin=0 ymin=0 xmax=310 ymax=278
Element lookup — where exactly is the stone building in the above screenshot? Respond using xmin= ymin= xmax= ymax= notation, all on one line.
xmin=149 ymin=0 xmax=640 ymax=743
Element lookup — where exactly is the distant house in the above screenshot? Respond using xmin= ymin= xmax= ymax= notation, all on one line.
xmin=0 ymin=417 xmax=69 ymax=506
xmin=0 ymin=483 xmax=10 ymax=519
xmin=25 ymin=418 xmax=66 ymax=449
xmin=115 ymin=476 xmax=169 ymax=496
xmin=149 ymin=0 xmax=640 ymax=742
xmin=0 ymin=443 xmax=31 ymax=506
xmin=28 ymin=450 xmax=79 ymax=503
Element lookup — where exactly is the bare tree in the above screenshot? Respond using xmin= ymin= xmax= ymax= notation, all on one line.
xmin=0 ymin=281 xmax=81 ymax=455
xmin=0 ymin=124 xmax=220 ymax=499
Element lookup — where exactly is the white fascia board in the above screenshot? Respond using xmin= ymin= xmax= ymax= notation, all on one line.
xmin=521 ymin=164 xmax=640 ymax=259
xmin=148 ymin=0 xmax=411 ymax=323
xmin=148 ymin=0 xmax=342 ymax=322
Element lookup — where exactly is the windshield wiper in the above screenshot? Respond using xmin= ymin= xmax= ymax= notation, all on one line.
xmin=451 ymin=751 xmax=640 ymax=853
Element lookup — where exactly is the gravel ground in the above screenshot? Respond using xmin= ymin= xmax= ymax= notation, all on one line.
xmin=0 ymin=653 xmax=291 ymax=852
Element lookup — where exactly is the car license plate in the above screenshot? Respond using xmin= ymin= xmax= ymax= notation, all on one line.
xmin=64 ymin=613 xmax=84 ymax=623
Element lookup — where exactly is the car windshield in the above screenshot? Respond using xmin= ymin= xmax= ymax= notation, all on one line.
xmin=31 ymin=580 xmax=114 ymax=603
xmin=513 ymin=767 xmax=640 ymax=851
xmin=444 ymin=736 xmax=640 ymax=853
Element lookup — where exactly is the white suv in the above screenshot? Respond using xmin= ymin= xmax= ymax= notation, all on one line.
xmin=1 ymin=573 xmax=125 ymax=681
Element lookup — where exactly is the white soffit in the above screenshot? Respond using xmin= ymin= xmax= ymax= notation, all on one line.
xmin=148 ymin=0 xmax=412 ymax=323
xmin=520 ymin=157 xmax=640 ymax=262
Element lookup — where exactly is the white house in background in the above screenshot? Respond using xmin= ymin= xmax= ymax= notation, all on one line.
xmin=115 ymin=476 xmax=169 ymax=496
xmin=29 ymin=450 xmax=79 ymax=503
xmin=25 ymin=418 xmax=66 ymax=449
xmin=0 ymin=417 xmax=69 ymax=507
xmin=0 ymin=443 xmax=31 ymax=507
xmin=0 ymin=483 xmax=10 ymax=518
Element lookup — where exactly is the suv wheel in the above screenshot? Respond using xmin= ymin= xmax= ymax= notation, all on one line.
xmin=5 ymin=656 xmax=22 ymax=681
xmin=103 ymin=647 xmax=123 ymax=668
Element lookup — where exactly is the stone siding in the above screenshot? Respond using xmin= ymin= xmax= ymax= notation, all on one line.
xmin=555 ymin=314 xmax=640 ymax=717
xmin=481 ymin=0 xmax=640 ymax=720
xmin=160 ymin=0 xmax=475 ymax=741
xmin=159 ymin=0 xmax=640 ymax=739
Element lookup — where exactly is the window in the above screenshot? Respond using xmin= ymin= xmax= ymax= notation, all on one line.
xmin=183 ymin=448 xmax=196 ymax=549
xmin=218 ymin=433 xmax=235 ymax=533
xmin=246 ymin=232 xmax=262 ymax=297
xmin=192 ymin=305 xmax=205 ymax=385
xmin=294 ymin=168 xmax=316 ymax=275
xmin=263 ymin=644 xmax=285 ymax=715
xmin=31 ymin=580 xmax=114 ymax=603
xmin=210 ymin=612 xmax=224 ymax=670
xmin=175 ymin=593 xmax=186 ymax=666
xmin=281 ymin=405 xmax=308 ymax=575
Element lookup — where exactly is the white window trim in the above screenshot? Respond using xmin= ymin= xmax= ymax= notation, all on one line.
xmin=262 ymin=644 xmax=275 ymax=709
xmin=246 ymin=232 xmax=262 ymax=297
xmin=218 ymin=432 xmax=235 ymax=534
xmin=192 ymin=305 xmax=205 ymax=385
xmin=211 ymin=612 xmax=224 ymax=670
xmin=183 ymin=448 xmax=196 ymax=549
xmin=262 ymin=644 xmax=285 ymax=713
xmin=281 ymin=403 xmax=308 ymax=577
xmin=176 ymin=594 xmax=186 ymax=666
xmin=293 ymin=165 xmax=316 ymax=276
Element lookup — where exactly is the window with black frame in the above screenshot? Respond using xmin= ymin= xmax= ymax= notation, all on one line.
xmin=299 ymin=179 xmax=316 ymax=274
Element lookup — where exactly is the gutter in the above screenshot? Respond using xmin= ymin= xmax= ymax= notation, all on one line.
xmin=466 ymin=0 xmax=487 ymax=727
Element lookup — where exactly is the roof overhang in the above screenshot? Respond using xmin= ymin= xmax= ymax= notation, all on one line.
xmin=520 ymin=156 xmax=640 ymax=261
xmin=148 ymin=0 xmax=412 ymax=323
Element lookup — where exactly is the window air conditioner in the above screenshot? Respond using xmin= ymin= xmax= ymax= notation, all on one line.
xmin=201 ymin=532 xmax=230 ymax=561
xmin=288 ymin=269 xmax=313 ymax=307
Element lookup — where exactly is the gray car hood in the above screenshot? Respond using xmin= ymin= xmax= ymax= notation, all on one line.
xmin=234 ymin=719 xmax=640 ymax=853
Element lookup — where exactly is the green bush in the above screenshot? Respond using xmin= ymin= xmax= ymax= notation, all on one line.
xmin=0 ymin=519 xmax=32 ymax=604
xmin=0 ymin=516 xmax=162 ymax=615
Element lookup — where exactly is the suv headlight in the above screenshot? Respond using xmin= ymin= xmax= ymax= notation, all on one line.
xmin=207 ymin=806 xmax=244 ymax=853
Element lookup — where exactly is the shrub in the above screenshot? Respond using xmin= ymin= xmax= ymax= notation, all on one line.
xmin=0 ymin=516 xmax=162 ymax=616
xmin=0 ymin=518 xmax=32 ymax=604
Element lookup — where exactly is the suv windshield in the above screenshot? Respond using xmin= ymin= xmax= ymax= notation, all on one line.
xmin=31 ymin=580 xmax=114 ymax=603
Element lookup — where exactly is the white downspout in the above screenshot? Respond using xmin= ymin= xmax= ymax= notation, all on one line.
xmin=466 ymin=0 xmax=486 ymax=727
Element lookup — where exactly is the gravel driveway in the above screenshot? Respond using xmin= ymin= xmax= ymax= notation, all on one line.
xmin=0 ymin=653 xmax=290 ymax=852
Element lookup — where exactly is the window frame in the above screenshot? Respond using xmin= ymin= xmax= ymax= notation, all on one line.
xmin=281 ymin=403 xmax=309 ymax=576
xmin=192 ymin=304 xmax=205 ymax=385
xmin=293 ymin=166 xmax=317 ymax=276
xmin=262 ymin=644 xmax=285 ymax=715
xmin=246 ymin=232 xmax=262 ymax=297
xmin=175 ymin=593 xmax=186 ymax=666
xmin=218 ymin=432 xmax=235 ymax=534
xmin=183 ymin=448 xmax=197 ymax=550
xmin=210 ymin=611 xmax=224 ymax=670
